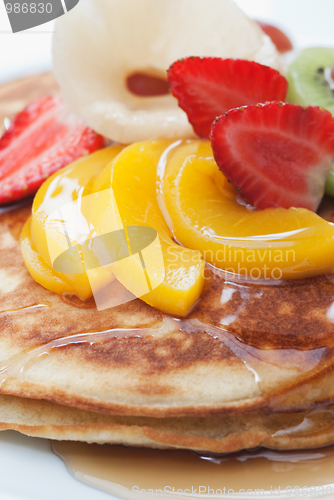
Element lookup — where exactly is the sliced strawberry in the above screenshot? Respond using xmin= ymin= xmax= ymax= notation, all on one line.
xmin=0 ymin=95 xmax=104 ymax=204
xmin=167 ymin=57 xmax=288 ymax=138
xmin=211 ymin=102 xmax=334 ymax=211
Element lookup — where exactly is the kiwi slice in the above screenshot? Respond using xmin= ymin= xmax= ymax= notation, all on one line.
xmin=287 ymin=47 xmax=334 ymax=196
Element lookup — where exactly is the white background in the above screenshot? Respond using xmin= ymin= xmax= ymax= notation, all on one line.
xmin=0 ymin=0 xmax=334 ymax=83
xmin=0 ymin=1 xmax=54 ymax=83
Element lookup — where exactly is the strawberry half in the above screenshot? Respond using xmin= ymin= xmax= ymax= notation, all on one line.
xmin=0 ymin=95 xmax=104 ymax=204
xmin=211 ymin=102 xmax=334 ymax=211
xmin=167 ymin=57 xmax=288 ymax=138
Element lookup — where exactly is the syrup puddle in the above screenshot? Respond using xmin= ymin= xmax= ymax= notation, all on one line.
xmin=52 ymin=442 xmax=334 ymax=499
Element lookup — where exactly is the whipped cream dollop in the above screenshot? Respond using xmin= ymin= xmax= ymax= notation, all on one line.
xmin=53 ymin=0 xmax=283 ymax=144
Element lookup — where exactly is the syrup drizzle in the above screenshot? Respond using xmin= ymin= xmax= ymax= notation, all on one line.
xmin=0 ymin=318 xmax=177 ymax=387
xmin=187 ymin=317 xmax=327 ymax=385
xmin=0 ymin=310 xmax=329 ymax=407
xmin=0 ymin=303 xmax=49 ymax=316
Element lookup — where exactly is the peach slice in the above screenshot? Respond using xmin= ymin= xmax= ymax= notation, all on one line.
xmin=90 ymin=139 xmax=205 ymax=316
xmin=24 ymin=146 xmax=123 ymax=299
xmin=163 ymin=140 xmax=334 ymax=280
xmin=21 ymin=217 xmax=72 ymax=297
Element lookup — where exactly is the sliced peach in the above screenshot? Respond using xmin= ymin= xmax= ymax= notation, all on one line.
xmin=90 ymin=139 xmax=205 ymax=316
xmin=21 ymin=217 xmax=73 ymax=296
xmin=163 ymin=140 xmax=334 ymax=279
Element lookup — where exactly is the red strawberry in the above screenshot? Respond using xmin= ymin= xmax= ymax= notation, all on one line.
xmin=0 ymin=95 xmax=104 ymax=204
xmin=211 ymin=102 xmax=334 ymax=211
xmin=167 ymin=57 xmax=288 ymax=138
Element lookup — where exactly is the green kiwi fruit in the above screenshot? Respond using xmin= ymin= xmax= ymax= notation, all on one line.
xmin=287 ymin=47 xmax=334 ymax=196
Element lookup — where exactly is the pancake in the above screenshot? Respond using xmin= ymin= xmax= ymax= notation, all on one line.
xmin=1 ymin=205 xmax=334 ymax=422
xmin=1 ymin=393 xmax=334 ymax=453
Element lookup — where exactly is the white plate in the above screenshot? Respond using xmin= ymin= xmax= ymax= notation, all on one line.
xmin=0 ymin=431 xmax=110 ymax=499
xmin=0 ymin=1 xmax=334 ymax=499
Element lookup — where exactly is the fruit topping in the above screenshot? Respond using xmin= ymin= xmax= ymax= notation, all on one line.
xmin=23 ymin=147 xmax=123 ymax=300
xmin=211 ymin=102 xmax=334 ymax=211
xmin=23 ymin=140 xmax=205 ymax=316
xmin=23 ymin=139 xmax=334 ymax=300
xmin=90 ymin=140 xmax=205 ymax=316
xmin=168 ymin=57 xmax=288 ymax=138
xmin=0 ymin=95 xmax=104 ymax=205
xmin=53 ymin=0 xmax=282 ymax=144
xmin=256 ymin=21 xmax=293 ymax=54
